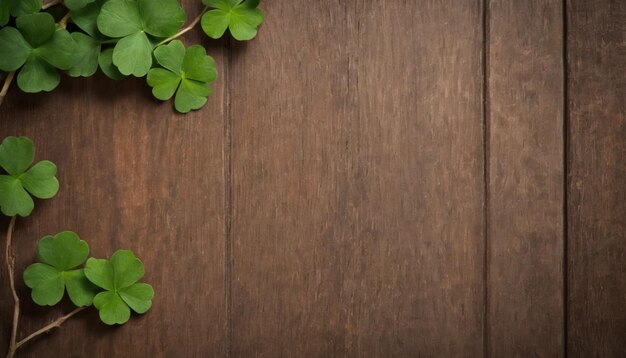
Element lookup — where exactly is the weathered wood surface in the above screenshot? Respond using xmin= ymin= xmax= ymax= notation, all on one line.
xmin=230 ymin=0 xmax=484 ymax=356
xmin=0 ymin=0 xmax=624 ymax=356
xmin=567 ymin=0 xmax=626 ymax=356
xmin=487 ymin=0 xmax=565 ymax=356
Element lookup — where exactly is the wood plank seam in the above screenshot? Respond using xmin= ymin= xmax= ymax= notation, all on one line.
xmin=225 ymin=37 xmax=234 ymax=358
xmin=562 ymin=0 xmax=570 ymax=356
xmin=482 ymin=0 xmax=491 ymax=357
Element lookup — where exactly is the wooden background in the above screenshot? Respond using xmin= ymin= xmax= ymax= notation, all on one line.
xmin=1 ymin=0 xmax=625 ymax=356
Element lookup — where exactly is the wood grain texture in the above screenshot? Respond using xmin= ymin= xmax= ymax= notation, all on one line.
xmin=230 ymin=0 xmax=485 ymax=356
xmin=567 ymin=0 xmax=626 ymax=356
xmin=487 ymin=0 xmax=565 ymax=356
xmin=0 ymin=2 xmax=228 ymax=357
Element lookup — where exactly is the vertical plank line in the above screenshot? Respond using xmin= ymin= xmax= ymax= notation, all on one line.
xmin=482 ymin=0 xmax=491 ymax=357
xmin=225 ymin=37 xmax=234 ymax=358
xmin=562 ymin=0 xmax=570 ymax=356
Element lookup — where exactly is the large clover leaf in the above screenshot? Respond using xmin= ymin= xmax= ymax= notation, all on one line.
xmin=147 ymin=40 xmax=217 ymax=113
xmin=201 ymin=0 xmax=263 ymax=41
xmin=0 ymin=136 xmax=59 ymax=217
xmin=96 ymin=0 xmax=185 ymax=77
xmin=23 ymin=232 xmax=99 ymax=307
xmin=85 ymin=250 xmax=154 ymax=325
xmin=0 ymin=13 xmax=77 ymax=92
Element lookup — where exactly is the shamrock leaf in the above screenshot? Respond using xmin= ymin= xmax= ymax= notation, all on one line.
xmin=71 ymin=0 xmax=108 ymax=38
xmin=147 ymin=40 xmax=217 ymax=113
xmin=0 ymin=13 xmax=77 ymax=93
xmin=85 ymin=250 xmax=154 ymax=325
xmin=201 ymin=0 xmax=263 ymax=41
xmin=69 ymin=0 xmax=126 ymax=80
xmin=0 ymin=0 xmax=42 ymax=24
xmin=23 ymin=232 xmax=99 ymax=307
xmin=96 ymin=0 xmax=185 ymax=77
xmin=0 ymin=136 xmax=59 ymax=217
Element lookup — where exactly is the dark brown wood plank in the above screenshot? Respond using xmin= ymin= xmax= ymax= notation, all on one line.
xmin=487 ymin=0 xmax=565 ymax=356
xmin=567 ymin=1 xmax=626 ymax=356
xmin=0 ymin=2 xmax=228 ymax=356
xmin=230 ymin=0 xmax=485 ymax=355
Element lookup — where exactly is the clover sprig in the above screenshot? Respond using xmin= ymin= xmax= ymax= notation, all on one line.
xmin=2 ymin=136 xmax=155 ymax=357
xmin=0 ymin=0 xmax=264 ymax=113
xmin=0 ymin=136 xmax=59 ymax=217
xmin=26 ymin=233 xmax=154 ymax=325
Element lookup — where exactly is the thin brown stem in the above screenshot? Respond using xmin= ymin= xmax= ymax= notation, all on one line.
xmin=0 ymin=71 xmax=15 ymax=109
xmin=42 ymin=0 xmax=63 ymax=10
xmin=156 ymin=5 xmax=210 ymax=47
xmin=14 ymin=307 xmax=87 ymax=352
xmin=5 ymin=216 xmax=18 ymax=358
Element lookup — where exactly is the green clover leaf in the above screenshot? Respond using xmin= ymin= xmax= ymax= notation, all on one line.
xmin=147 ymin=40 xmax=217 ymax=113
xmin=85 ymin=250 xmax=154 ymax=325
xmin=0 ymin=0 xmax=42 ymax=25
xmin=23 ymin=232 xmax=99 ymax=307
xmin=70 ymin=0 xmax=126 ymax=80
xmin=201 ymin=0 xmax=263 ymax=41
xmin=0 ymin=13 xmax=77 ymax=93
xmin=96 ymin=0 xmax=185 ymax=77
xmin=0 ymin=136 xmax=59 ymax=217
xmin=67 ymin=32 xmax=102 ymax=77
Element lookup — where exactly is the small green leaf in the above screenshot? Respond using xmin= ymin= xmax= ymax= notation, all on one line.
xmin=201 ymin=0 xmax=263 ymax=41
xmin=0 ymin=27 xmax=31 ymax=72
xmin=97 ymin=0 xmax=143 ymax=38
xmin=118 ymin=283 xmax=153 ymax=313
xmin=0 ymin=136 xmax=34 ymax=176
xmin=71 ymin=0 xmax=107 ymax=38
xmin=20 ymin=160 xmax=59 ymax=199
xmin=16 ymin=13 xmax=56 ymax=47
xmin=111 ymin=31 xmax=152 ymax=77
xmin=0 ymin=0 xmax=18 ymax=27
xmin=98 ymin=48 xmax=125 ymax=80
xmin=175 ymin=79 xmax=211 ymax=113
xmin=84 ymin=258 xmax=114 ymax=290
xmin=110 ymin=250 xmax=144 ymax=289
xmin=37 ymin=232 xmax=89 ymax=270
xmin=147 ymin=40 xmax=217 ymax=113
xmin=24 ymin=232 xmax=98 ymax=307
xmin=37 ymin=29 xmax=79 ymax=70
xmin=93 ymin=291 xmax=130 ymax=325
xmin=23 ymin=263 xmax=65 ymax=305
xmin=16 ymin=57 xmax=60 ymax=93
xmin=67 ymin=32 xmax=101 ymax=77
xmin=85 ymin=249 xmax=154 ymax=325
xmin=0 ymin=176 xmax=34 ymax=217
xmin=0 ymin=136 xmax=59 ymax=217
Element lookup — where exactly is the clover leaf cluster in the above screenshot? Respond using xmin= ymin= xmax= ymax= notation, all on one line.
xmin=0 ymin=0 xmax=263 ymax=113
xmin=0 ymin=136 xmax=154 ymax=326
xmin=25 ymin=233 xmax=154 ymax=325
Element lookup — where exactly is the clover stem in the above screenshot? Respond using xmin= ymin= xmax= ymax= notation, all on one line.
xmin=5 ymin=216 xmax=19 ymax=358
xmin=156 ymin=5 xmax=210 ymax=47
xmin=58 ymin=12 xmax=71 ymax=29
xmin=42 ymin=0 xmax=63 ymax=10
xmin=0 ymin=71 xmax=15 ymax=109
xmin=13 ymin=306 xmax=87 ymax=352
